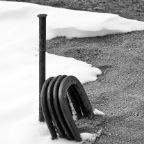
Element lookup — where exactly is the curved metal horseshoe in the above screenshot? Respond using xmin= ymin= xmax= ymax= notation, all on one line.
xmin=41 ymin=75 xmax=94 ymax=142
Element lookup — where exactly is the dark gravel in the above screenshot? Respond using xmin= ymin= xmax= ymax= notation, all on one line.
xmin=47 ymin=31 xmax=144 ymax=144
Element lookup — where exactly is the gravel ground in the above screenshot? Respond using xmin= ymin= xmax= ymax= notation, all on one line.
xmin=45 ymin=1 xmax=144 ymax=144
xmin=47 ymin=30 xmax=144 ymax=143
xmin=7 ymin=0 xmax=144 ymax=143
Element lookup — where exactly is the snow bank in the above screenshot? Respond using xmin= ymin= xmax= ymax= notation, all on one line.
xmin=1 ymin=1 xmax=144 ymax=43
xmin=0 ymin=1 xmax=144 ymax=144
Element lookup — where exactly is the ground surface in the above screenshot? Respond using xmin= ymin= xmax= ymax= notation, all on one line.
xmin=46 ymin=1 xmax=144 ymax=143
xmin=47 ymin=32 xmax=144 ymax=144
xmin=8 ymin=0 xmax=144 ymax=143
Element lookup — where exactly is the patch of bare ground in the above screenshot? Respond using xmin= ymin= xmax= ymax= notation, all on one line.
xmin=47 ymin=30 xmax=144 ymax=143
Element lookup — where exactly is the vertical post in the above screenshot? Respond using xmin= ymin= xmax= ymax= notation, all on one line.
xmin=38 ymin=14 xmax=47 ymax=122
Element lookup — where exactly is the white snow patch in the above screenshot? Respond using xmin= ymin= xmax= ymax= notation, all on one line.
xmin=93 ymin=108 xmax=105 ymax=116
xmin=81 ymin=128 xmax=103 ymax=144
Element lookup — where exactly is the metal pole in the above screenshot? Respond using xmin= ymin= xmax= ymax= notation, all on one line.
xmin=38 ymin=14 xmax=47 ymax=122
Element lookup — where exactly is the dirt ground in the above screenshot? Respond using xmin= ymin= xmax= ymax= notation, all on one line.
xmin=45 ymin=1 xmax=144 ymax=143
xmin=46 ymin=1 xmax=144 ymax=141
xmin=47 ymin=29 xmax=144 ymax=143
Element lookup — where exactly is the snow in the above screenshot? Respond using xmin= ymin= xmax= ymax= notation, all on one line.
xmin=93 ymin=108 xmax=105 ymax=116
xmin=0 ymin=1 xmax=144 ymax=144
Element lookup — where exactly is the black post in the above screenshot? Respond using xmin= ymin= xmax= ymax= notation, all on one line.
xmin=38 ymin=14 xmax=47 ymax=122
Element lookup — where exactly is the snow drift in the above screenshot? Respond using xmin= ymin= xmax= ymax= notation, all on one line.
xmin=0 ymin=1 xmax=144 ymax=144
xmin=1 ymin=1 xmax=144 ymax=42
